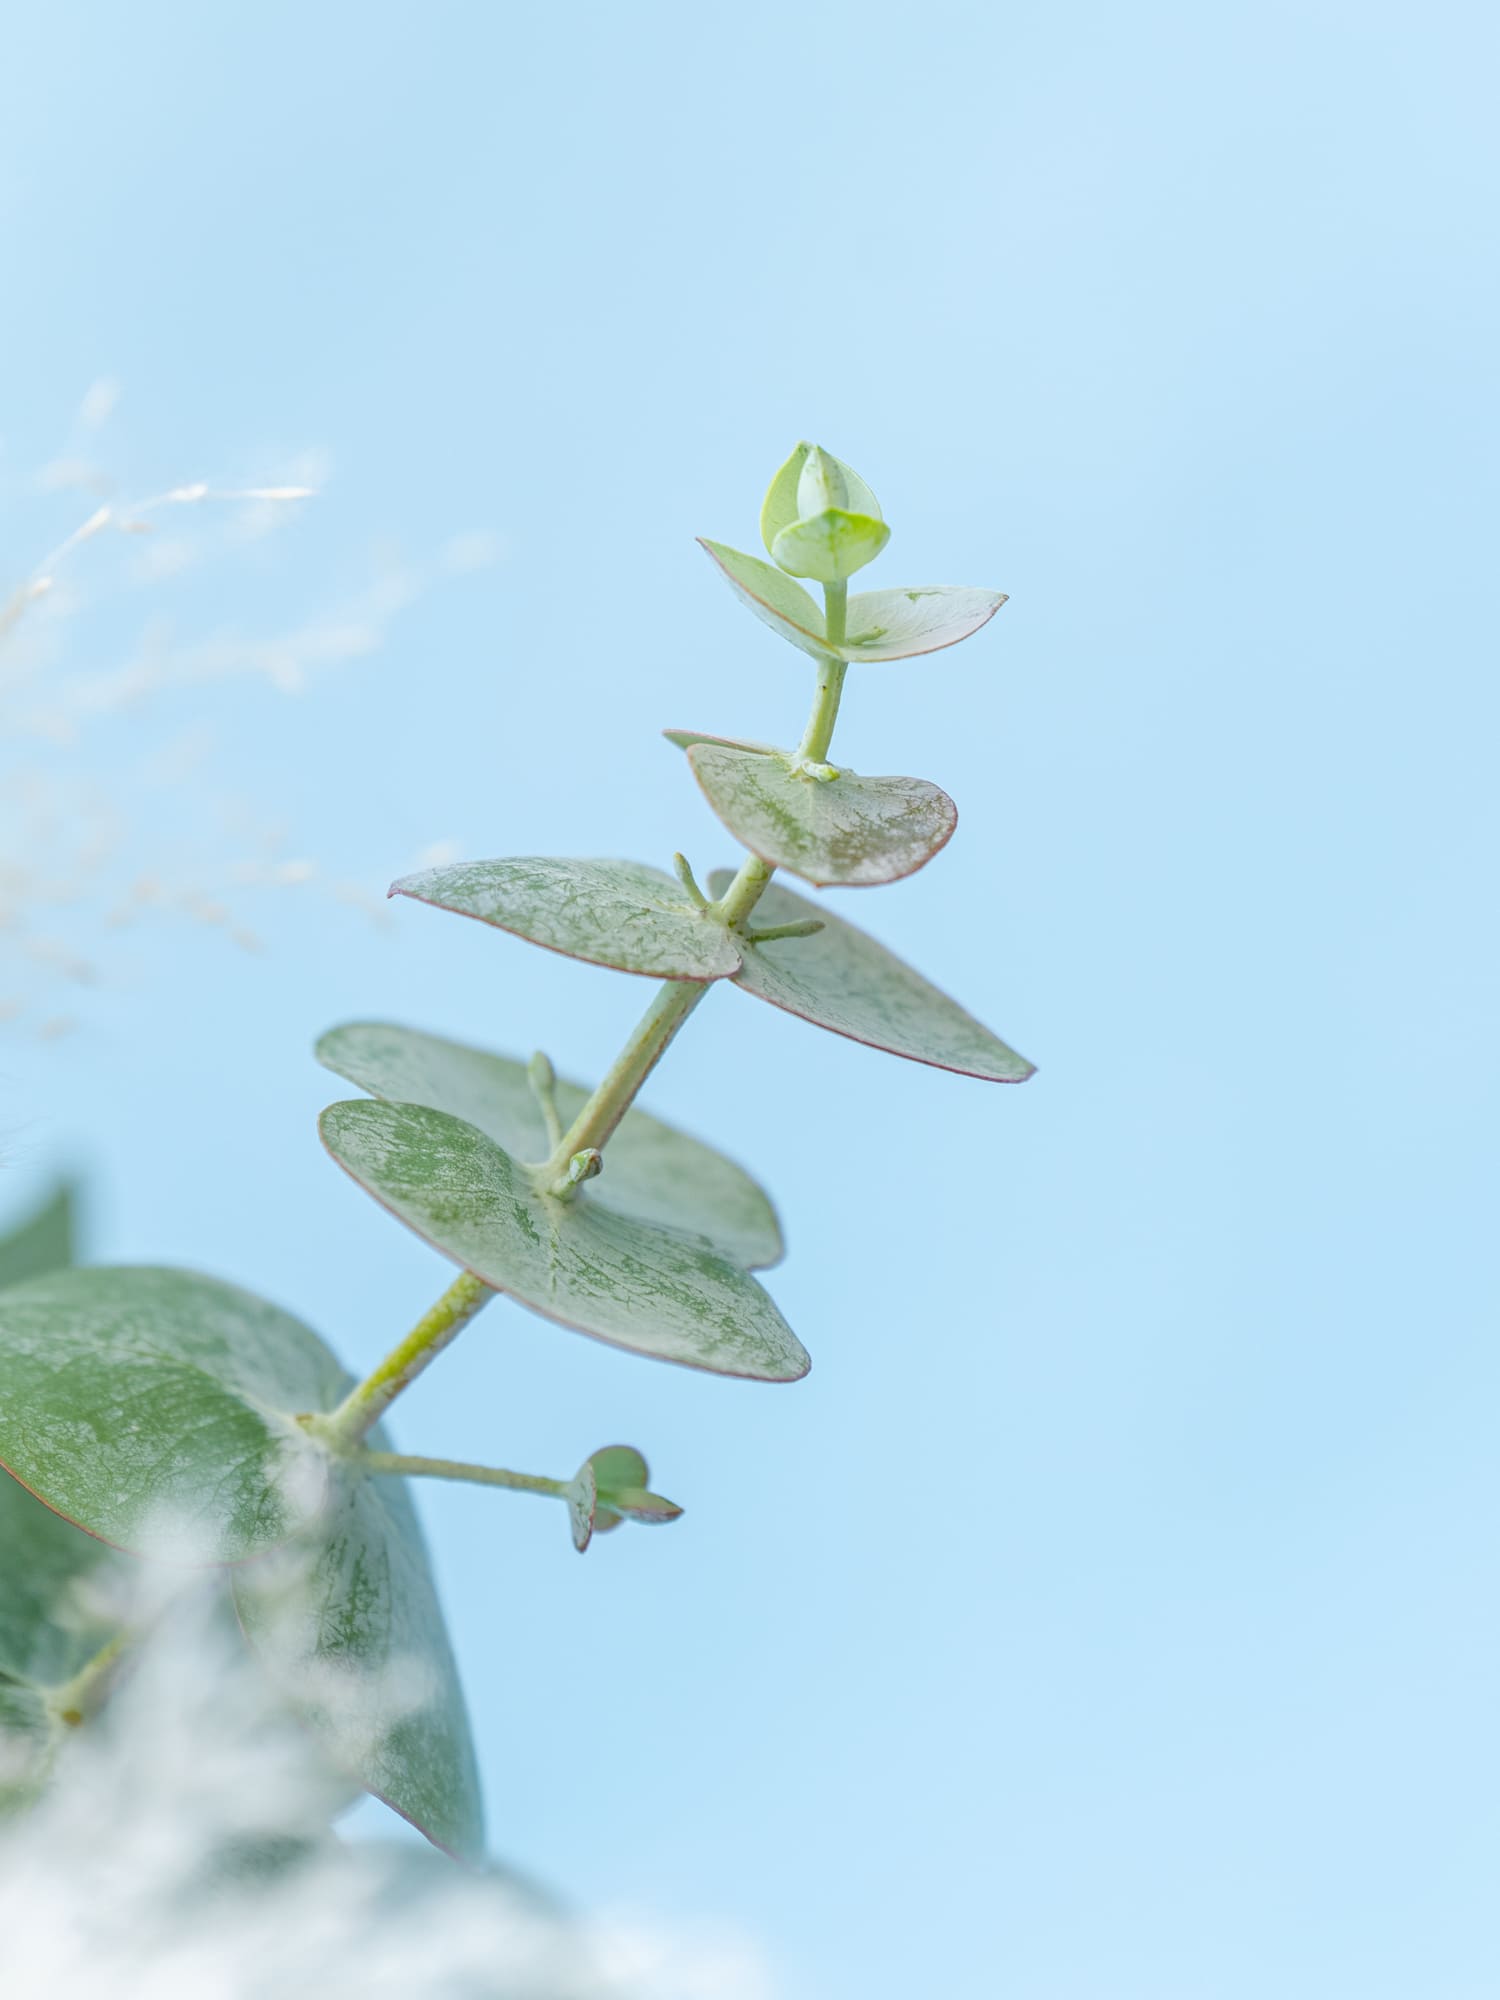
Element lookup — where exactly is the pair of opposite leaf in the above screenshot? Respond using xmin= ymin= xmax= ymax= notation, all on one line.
xmin=699 ymin=439 xmax=1008 ymax=664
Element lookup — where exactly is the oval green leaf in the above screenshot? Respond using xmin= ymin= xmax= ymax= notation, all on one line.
xmin=233 ymin=1460 xmax=485 ymax=1861
xmin=320 ymin=1100 xmax=810 ymax=1383
xmin=317 ymin=1021 xmax=783 ymax=1270
xmin=0 ymin=1267 xmax=346 ymax=1563
xmin=0 ymin=1183 xmax=75 ymax=1291
xmin=708 ymin=874 xmax=1035 ymax=1083
xmin=684 ymin=740 xmax=957 ymax=888
xmin=390 ymin=858 xmax=742 ymax=982
xmin=771 ymin=509 xmax=890 ymax=584
xmin=697 ymin=540 xmax=829 ymax=659
xmin=840 ymin=586 xmax=1008 ymax=662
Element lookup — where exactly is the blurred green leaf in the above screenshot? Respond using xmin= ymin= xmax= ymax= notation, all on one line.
xmin=0 ymin=1184 xmax=76 ymax=1292
xmin=320 ymin=1099 xmax=810 ymax=1382
xmin=317 ymin=1022 xmax=783 ymax=1269
xmin=697 ymin=540 xmax=829 ymax=658
xmin=233 ymin=1457 xmax=484 ymax=1861
xmin=771 ymin=509 xmax=890 ymax=584
xmin=840 ymin=585 xmax=1008 ymax=661
xmin=0 ymin=1267 xmax=347 ymax=1563
xmin=709 ymin=874 xmax=1035 ymax=1083
xmin=391 ymin=857 xmax=742 ymax=981
xmin=683 ymin=739 xmax=956 ymax=887
xmin=0 ymin=1471 xmax=131 ymax=1814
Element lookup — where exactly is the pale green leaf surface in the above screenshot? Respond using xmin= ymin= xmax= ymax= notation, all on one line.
xmin=771 ymin=509 xmax=890 ymax=584
xmin=233 ymin=1461 xmax=484 ymax=1860
xmin=709 ymin=874 xmax=1035 ymax=1083
xmin=796 ymin=446 xmax=881 ymax=523
xmin=840 ymin=586 xmax=1008 ymax=661
xmin=391 ymin=858 xmax=742 ymax=981
xmin=696 ymin=540 xmax=829 ymax=659
xmin=320 ymin=1100 xmax=809 ymax=1382
xmin=316 ymin=1022 xmax=783 ymax=1269
xmin=686 ymin=741 xmax=957 ymax=887
xmin=759 ymin=441 xmax=813 ymax=554
xmin=0 ymin=1268 xmax=346 ymax=1562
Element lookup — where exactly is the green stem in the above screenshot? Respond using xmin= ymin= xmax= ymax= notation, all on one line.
xmin=48 ymin=1627 xmax=132 ymax=1727
xmin=333 ymin=605 xmax=857 ymax=1425
xmin=359 ymin=1449 xmax=568 ymax=1500
xmin=540 ymin=975 xmax=709 ymax=1186
xmin=314 ymin=1269 xmax=494 ymax=1448
xmin=792 ymin=582 xmax=849 ymax=767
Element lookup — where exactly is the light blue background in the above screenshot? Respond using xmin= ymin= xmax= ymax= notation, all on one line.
xmin=3 ymin=4 xmax=1496 ymax=1995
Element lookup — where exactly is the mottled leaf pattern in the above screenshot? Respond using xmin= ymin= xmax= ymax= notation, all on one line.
xmin=320 ymin=1099 xmax=809 ymax=1382
xmin=709 ymin=874 xmax=1035 ymax=1083
xmin=233 ymin=1459 xmax=484 ymax=1860
xmin=684 ymin=739 xmax=957 ymax=887
xmin=391 ymin=857 xmax=742 ymax=981
xmin=0 ymin=1267 xmax=346 ymax=1562
xmin=316 ymin=1022 xmax=783 ymax=1269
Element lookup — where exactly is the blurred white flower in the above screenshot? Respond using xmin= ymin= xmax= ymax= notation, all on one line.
xmin=0 ymin=1573 xmax=774 ymax=2000
xmin=0 ymin=392 xmax=502 ymax=1034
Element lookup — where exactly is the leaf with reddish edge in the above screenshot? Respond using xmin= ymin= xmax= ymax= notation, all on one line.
xmin=0 ymin=1267 xmax=344 ymax=1564
xmin=696 ymin=540 xmax=829 ymax=659
xmin=320 ymin=1099 xmax=810 ymax=1383
xmin=708 ymin=873 xmax=1036 ymax=1084
xmin=585 ymin=1445 xmax=682 ymax=1535
xmin=841 ymin=586 xmax=1007 ymax=662
xmin=232 ymin=1455 xmax=485 ymax=1861
xmin=565 ymin=1461 xmax=598 ymax=1553
xmin=390 ymin=857 xmax=742 ymax=982
xmin=699 ymin=541 xmax=1008 ymax=664
xmin=316 ymin=1021 xmax=783 ymax=1271
xmin=682 ymin=738 xmax=957 ymax=888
